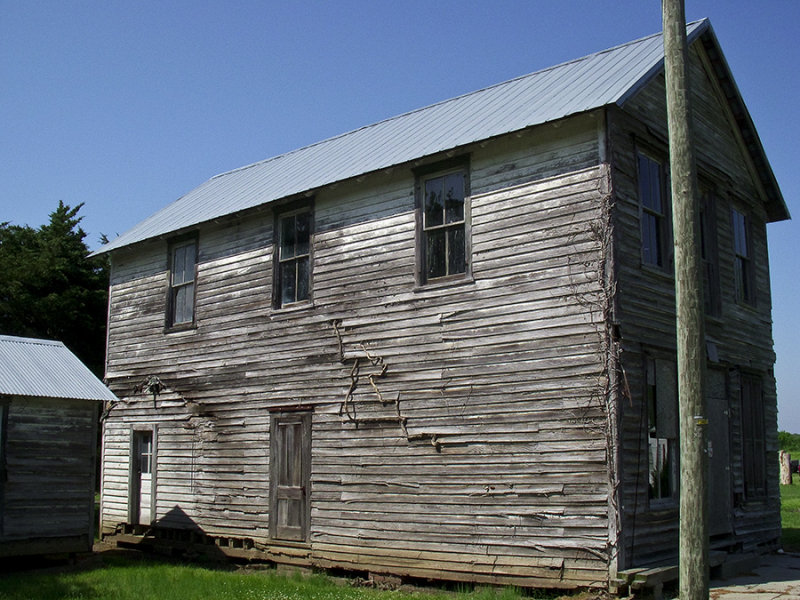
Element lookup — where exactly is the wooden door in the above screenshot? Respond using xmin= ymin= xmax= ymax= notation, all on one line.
xmin=270 ymin=411 xmax=311 ymax=542
xmin=130 ymin=429 xmax=154 ymax=525
xmin=707 ymin=368 xmax=732 ymax=536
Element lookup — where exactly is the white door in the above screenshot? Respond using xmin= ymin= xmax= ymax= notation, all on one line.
xmin=133 ymin=430 xmax=154 ymax=525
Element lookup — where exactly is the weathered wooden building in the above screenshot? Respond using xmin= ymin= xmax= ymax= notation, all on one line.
xmin=96 ymin=20 xmax=789 ymax=590
xmin=0 ymin=335 xmax=116 ymax=557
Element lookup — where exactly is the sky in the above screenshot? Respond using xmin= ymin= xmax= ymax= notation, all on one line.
xmin=1 ymin=1 xmax=798 ymax=430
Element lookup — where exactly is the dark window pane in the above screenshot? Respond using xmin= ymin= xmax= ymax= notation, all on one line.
xmin=296 ymin=212 xmax=310 ymax=256
xmin=642 ymin=213 xmax=661 ymax=266
xmin=648 ymin=160 xmax=662 ymax=213
xmin=173 ymin=245 xmax=186 ymax=285
xmin=699 ymin=210 xmax=708 ymax=260
xmin=639 ymin=154 xmax=662 ymax=213
xmin=444 ymin=173 xmax=465 ymax=223
xmin=448 ymin=226 xmax=466 ymax=275
xmin=281 ymin=261 xmax=296 ymax=305
xmin=424 ymin=177 xmax=444 ymax=228
xmin=174 ymin=283 xmax=193 ymax=324
xmin=426 ymin=229 xmax=446 ymax=279
xmin=296 ymin=257 xmax=310 ymax=301
xmin=733 ymin=210 xmax=748 ymax=257
xmin=281 ymin=216 xmax=296 ymax=259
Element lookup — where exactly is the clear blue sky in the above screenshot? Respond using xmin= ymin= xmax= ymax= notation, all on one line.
xmin=2 ymin=2 xmax=798 ymax=430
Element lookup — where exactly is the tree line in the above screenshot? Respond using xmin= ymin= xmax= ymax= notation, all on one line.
xmin=0 ymin=202 xmax=108 ymax=376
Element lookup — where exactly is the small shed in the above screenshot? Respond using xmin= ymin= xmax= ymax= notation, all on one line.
xmin=0 ymin=335 xmax=116 ymax=557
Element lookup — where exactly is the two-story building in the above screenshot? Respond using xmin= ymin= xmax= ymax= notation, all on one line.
xmin=95 ymin=19 xmax=789 ymax=591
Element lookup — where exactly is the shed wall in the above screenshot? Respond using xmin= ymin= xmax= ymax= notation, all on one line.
xmin=0 ymin=396 xmax=99 ymax=557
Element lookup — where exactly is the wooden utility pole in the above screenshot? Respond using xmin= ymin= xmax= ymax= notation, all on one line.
xmin=662 ymin=1 xmax=709 ymax=599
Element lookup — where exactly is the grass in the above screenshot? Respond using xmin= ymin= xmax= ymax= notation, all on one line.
xmin=6 ymin=474 xmax=798 ymax=600
xmin=0 ymin=553 xmax=553 ymax=600
xmin=781 ymin=472 xmax=800 ymax=552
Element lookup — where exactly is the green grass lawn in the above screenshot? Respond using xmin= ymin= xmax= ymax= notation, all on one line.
xmin=5 ymin=475 xmax=799 ymax=600
xmin=781 ymin=472 xmax=800 ymax=552
xmin=0 ymin=553 xmax=550 ymax=600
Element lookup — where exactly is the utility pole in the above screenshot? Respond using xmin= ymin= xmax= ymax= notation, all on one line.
xmin=662 ymin=1 xmax=709 ymax=599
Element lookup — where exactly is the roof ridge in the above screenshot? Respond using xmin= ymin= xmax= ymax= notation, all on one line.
xmin=210 ymin=22 xmax=699 ymax=183
xmin=0 ymin=334 xmax=62 ymax=347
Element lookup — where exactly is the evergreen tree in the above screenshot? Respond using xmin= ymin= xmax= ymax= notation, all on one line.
xmin=0 ymin=202 xmax=108 ymax=376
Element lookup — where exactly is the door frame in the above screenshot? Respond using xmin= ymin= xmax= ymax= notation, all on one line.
xmin=269 ymin=409 xmax=311 ymax=542
xmin=128 ymin=424 xmax=157 ymax=526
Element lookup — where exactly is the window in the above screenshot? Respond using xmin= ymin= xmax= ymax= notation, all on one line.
xmin=645 ymin=357 xmax=678 ymax=503
xmin=699 ymin=190 xmax=721 ymax=316
xmin=740 ymin=373 xmax=766 ymax=499
xmin=637 ymin=152 xmax=669 ymax=268
xmin=419 ymin=167 xmax=468 ymax=282
xmin=168 ymin=237 xmax=197 ymax=327
xmin=275 ymin=208 xmax=312 ymax=307
xmin=732 ymin=208 xmax=755 ymax=305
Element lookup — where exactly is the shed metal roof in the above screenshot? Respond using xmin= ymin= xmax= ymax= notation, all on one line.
xmin=0 ymin=335 xmax=117 ymax=402
xmin=96 ymin=18 xmax=786 ymax=255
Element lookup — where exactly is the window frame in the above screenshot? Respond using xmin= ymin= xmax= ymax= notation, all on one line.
xmin=414 ymin=158 xmax=471 ymax=286
xmin=273 ymin=201 xmax=314 ymax=310
xmin=166 ymin=234 xmax=198 ymax=331
xmin=699 ymin=187 xmax=721 ymax=317
xmin=731 ymin=207 xmax=756 ymax=307
xmin=636 ymin=150 xmax=671 ymax=271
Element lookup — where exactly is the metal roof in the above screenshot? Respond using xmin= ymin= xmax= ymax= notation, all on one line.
xmin=0 ymin=335 xmax=117 ymax=402
xmin=96 ymin=18 xmax=785 ymax=255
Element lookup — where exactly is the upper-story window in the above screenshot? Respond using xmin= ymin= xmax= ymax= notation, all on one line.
xmin=418 ymin=166 xmax=469 ymax=283
xmin=700 ymin=190 xmax=721 ymax=317
xmin=731 ymin=208 xmax=755 ymax=306
xmin=168 ymin=236 xmax=197 ymax=328
xmin=637 ymin=152 xmax=669 ymax=269
xmin=275 ymin=207 xmax=312 ymax=308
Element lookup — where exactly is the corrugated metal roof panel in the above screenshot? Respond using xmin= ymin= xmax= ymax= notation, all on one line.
xmin=0 ymin=335 xmax=117 ymax=402
xmin=97 ymin=20 xmax=710 ymax=254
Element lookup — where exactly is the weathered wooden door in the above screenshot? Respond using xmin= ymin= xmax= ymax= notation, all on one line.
xmin=130 ymin=429 xmax=154 ymax=525
xmin=270 ymin=411 xmax=311 ymax=542
xmin=707 ymin=368 xmax=732 ymax=536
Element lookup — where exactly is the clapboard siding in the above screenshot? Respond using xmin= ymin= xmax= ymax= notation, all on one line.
xmin=1 ymin=396 xmax=99 ymax=556
xmin=101 ymin=115 xmax=613 ymax=587
xmin=100 ymin=38 xmax=783 ymax=587
xmin=609 ymin=45 xmax=780 ymax=569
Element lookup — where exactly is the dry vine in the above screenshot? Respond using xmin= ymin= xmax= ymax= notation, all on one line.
xmin=565 ymin=167 xmax=631 ymax=565
xmin=331 ymin=319 xmax=441 ymax=450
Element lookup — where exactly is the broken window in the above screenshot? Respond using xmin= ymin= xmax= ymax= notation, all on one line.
xmin=637 ymin=152 xmax=669 ymax=269
xmin=699 ymin=189 xmax=721 ymax=316
xmin=419 ymin=166 xmax=468 ymax=282
xmin=275 ymin=208 xmax=312 ymax=307
xmin=732 ymin=208 xmax=755 ymax=306
xmin=168 ymin=236 xmax=197 ymax=327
